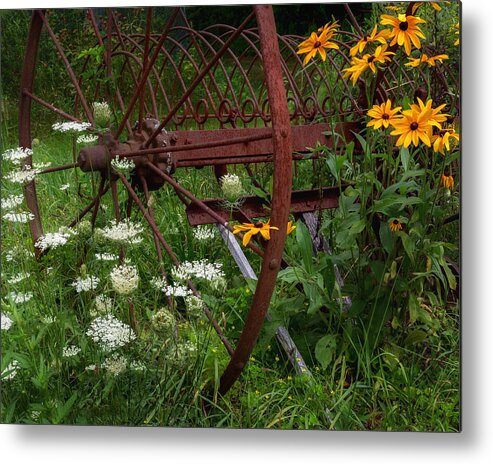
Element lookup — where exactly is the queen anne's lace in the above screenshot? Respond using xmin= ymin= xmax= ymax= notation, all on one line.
xmin=5 ymin=165 xmax=41 ymax=184
xmin=99 ymin=219 xmax=144 ymax=244
xmin=1 ymin=313 xmax=14 ymax=331
xmin=3 ymin=211 xmax=34 ymax=223
xmin=8 ymin=291 xmax=33 ymax=304
xmin=2 ymin=147 xmax=32 ymax=165
xmin=86 ymin=314 xmax=136 ymax=351
xmin=71 ymin=275 xmax=99 ymax=293
xmin=110 ymin=263 xmax=139 ymax=295
xmin=52 ymin=121 xmax=91 ymax=133
xmin=1 ymin=194 xmax=24 ymax=210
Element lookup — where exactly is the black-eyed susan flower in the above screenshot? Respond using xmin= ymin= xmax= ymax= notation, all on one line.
xmin=390 ymin=106 xmax=434 ymax=147
xmin=286 ymin=220 xmax=296 ymax=235
xmin=380 ymin=13 xmax=426 ymax=55
xmin=233 ymin=220 xmax=279 ymax=246
xmin=297 ymin=26 xmax=339 ymax=66
xmin=343 ymin=45 xmax=393 ymax=84
xmin=350 ymin=25 xmax=391 ymax=56
xmin=432 ymin=128 xmax=460 ymax=154
xmin=406 ymin=53 xmax=449 ymax=67
xmin=441 ymin=174 xmax=455 ymax=190
xmin=389 ymin=218 xmax=403 ymax=233
xmin=453 ymin=22 xmax=460 ymax=46
xmin=317 ymin=20 xmax=339 ymax=36
xmin=367 ymin=99 xmax=402 ymax=130
xmin=410 ymin=97 xmax=448 ymax=128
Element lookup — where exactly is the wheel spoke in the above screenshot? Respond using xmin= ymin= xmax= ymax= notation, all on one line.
xmin=38 ymin=11 xmax=94 ymax=125
xmin=22 ymin=89 xmax=82 ymax=123
xmin=38 ymin=162 xmax=80 ymax=175
xmin=117 ymin=173 xmax=234 ymax=356
xmin=138 ymin=8 xmax=153 ymax=132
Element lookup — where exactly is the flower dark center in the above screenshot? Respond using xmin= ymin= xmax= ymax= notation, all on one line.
xmin=439 ymin=130 xmax=447 ymax=137
xmin=393 ymin=220 xmax=399 ymax=225
xmin=255 ymin=221 xmax=264 ymax=228
xmin=399 ymin=21 xmax=409 ymax=31
xmin=314 ymin=41 xmax=321 ymax=48
xmin=382 ymin=113 xmax=390 ymax=120
xmin=368 ymin=55 xmax=375 ymax=63
xmin=410 ymin=122 xmax=419 ymax=130
xmin=363 ymin=35 xmax=369 ymax=41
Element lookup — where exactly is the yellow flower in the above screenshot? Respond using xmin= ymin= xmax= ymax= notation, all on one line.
xmin=410 ymin=98 xmax=448 ymax=128
xmin=343 ymin=45 xmax=393 ymax=84
xmin=350 ymin=25 xmax=391 ymax=56
xmin=286 ymin=220 xmax=296 ymax=235
xmin=389 ymin=218 xmax=403 ymax=233
xmin=297 ymin=26 xmax=339 ymax=66
xmin=412 ymin=2 xmax=446 ymax=14
xmin=406 ymin=53 xmax=448 ymax=67
xmin=367 ymin=99 xmax=402 ymax=130
xmin=431 ymin=128 xmax=460 ymax=154
xmin=390 ymin=104 xmax=434 ymax=147
xmin=380 ymin=13 xmax=426 ymax=55
xmin=317 ymin=21 xmax=339 ymax=36
xmin=453 ymin=22 xmax=460 ymax=46
xmin=441 ymin=175 xmax=454 ymax=190
xmin=232 ymin=220 xmax=279 ymax=246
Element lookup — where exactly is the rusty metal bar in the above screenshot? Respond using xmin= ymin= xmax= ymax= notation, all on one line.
xmin=68 ymin=181 xmax=109 ymax=228
xmin=186 ymin=187 xmax=340 ymax=226
xmin=138 ymin=8 xmax=153 ymax=132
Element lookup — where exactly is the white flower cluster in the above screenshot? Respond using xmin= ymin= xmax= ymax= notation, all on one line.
xmin=110 ymin=263 xmax=139 ymax=295
xmin=77 ymin=134 xmax=98 ymax=144
xmin=163 ymin=283 xmax=192 ymax=297
xmin=129 ymin=360 xmax=146 ymax=372
xmin=220 ymin=173 xmax=243 ymax=201
xmin=102 ymin=353 xmax=127 ymax=376
xmin=111 ymin=156 xmax=135 ymax=174
xmin=99 ymin=219 xmax=144 ymax=244
xmin=193 ymin=225 xmax=216 ymax=241
xmin=4 ymin=246 xmax=35 ymax=262
xmin=94 ymin=294 xmax=113 ymax=315
xmin=52 ymin=121 xmax=91 ymax=133
xmin=95 ymin=252 xmax=118 ymax=261
xmin=93 ymin=101 xmax=111 ymax=127
xmin=7 ymin=272 xmax=30 ymax=284
xmin=2 ymin=211 xmax=34 ymax=223
xmin=5 ymin=165 xmax=41 ymax=184
xmin=86 ymin=314 xmax=136 ymax=351
xmin=72 ymin=275 xmax=99 ymax=293
xmin=1 ymin=313 xmax=14 ymax=331
xmin=2 ymin=147 xmax=32 ymax=165
xmin=62 ymin=345 xmax=81 ymax=358
xmin=172 ymin=259 xmax=224 ymax=282
xmin=1 ymin=360 xmax=20 ymax=380
xmin=8 ymin=291 xmax=34 ymax=304
xmin=167 ymin=341 xmax=196 ymax=367
xmin=41 ymin=315 xmax=57 ymax=324
xmin=151 ymin=307 xmax=176 ymax=333
xmin=35 ymin=226 xmax=75 ymax=251
xmin=32 ymin=161 xmax=51 ymax=170
xmin=1 ymin=194 xmax=24 ymax=210
xmin=184 ymin=295 xmax=204 ymax=319
xmin=59 ymin=183 xmax=70 ymax=191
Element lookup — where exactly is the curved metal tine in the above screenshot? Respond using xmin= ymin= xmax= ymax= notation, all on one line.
xmin=115 ymin=7 xmax=181 ymax=139
xmin=117 ymin=173 xmax=235 ymax=356
xmin=144 ymin=10 xmax=256 ymax=148
xmin=138 ymin=8 xmax=153 ymax=131
xmin=109 ymin=178 xmax=125 ymax=262
xmin=87 ymin=9 xmax=133 ymax=135
xmin=144 ymin=162 xmax=266 ymax=258
xmin=90 ymin=175 xmax=107 ymax=229
xmin=38 ymin=10 xmax=94 ymax=125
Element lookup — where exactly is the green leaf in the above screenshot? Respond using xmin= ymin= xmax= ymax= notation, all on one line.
xmin=296 ymin=221 xmax=314 ymax=274
xmin=349 ymin=299 xmax=366 ymax=317
xmin=351 ymin=131 xmax=369 ymax=155
xmin=315 ymin=334 xmax=337 ymax=370
xmin=400 ymin=146 xmax=410 ymax=171
xmin=401 ymin=232 xmax=415 ymax=263
xmin=404 ymin=330 xmax=428 ymax=346
xmin=379 ymin=221 xmax=394 ymax=255
xmin=408 ymin=293 xmax=420 ymax=324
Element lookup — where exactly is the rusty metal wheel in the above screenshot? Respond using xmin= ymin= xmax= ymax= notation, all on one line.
xmin=18 ymin=5 xmax=296 ymax=396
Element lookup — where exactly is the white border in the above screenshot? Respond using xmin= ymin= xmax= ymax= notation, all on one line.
xmin=2 ymin=0 xmax=493 ymax=462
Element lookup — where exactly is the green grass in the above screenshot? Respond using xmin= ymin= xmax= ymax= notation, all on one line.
xmin=1 ymin=132 xmax=459 ymax=430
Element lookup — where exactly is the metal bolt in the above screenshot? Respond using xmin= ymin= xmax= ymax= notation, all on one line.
xmin=269 ymin=259 xmax=278 ymax=270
